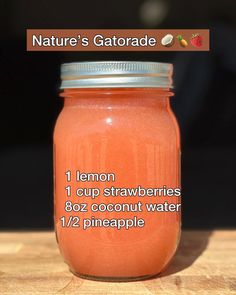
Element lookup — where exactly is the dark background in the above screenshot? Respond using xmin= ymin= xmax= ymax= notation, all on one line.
xmin=0 ymin=0 xmax=235 ymax=229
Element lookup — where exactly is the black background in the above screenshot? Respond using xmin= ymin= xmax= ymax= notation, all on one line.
xmin=0 ymin=0 xmax=236 ymax=229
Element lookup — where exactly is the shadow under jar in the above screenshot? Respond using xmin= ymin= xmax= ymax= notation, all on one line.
xmin=54 ymin=61 xmax=181 ymax=281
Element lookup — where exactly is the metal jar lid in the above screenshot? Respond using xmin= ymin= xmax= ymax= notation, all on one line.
xmin=60 ymin=61 xmax=173 ymax=89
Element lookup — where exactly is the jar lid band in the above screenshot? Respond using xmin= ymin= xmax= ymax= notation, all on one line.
xmin=60 ymin=61 xmax=173 ymax=89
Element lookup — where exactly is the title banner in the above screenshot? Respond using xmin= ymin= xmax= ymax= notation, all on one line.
xmin=27 ymin=29 xmax=210 ymax=51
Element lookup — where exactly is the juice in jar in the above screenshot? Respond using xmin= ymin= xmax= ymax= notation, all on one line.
xmin=54 ymin=61 xmax=181 ymax=281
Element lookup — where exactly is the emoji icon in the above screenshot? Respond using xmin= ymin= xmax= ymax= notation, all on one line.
xmin=176 ymin=35 xmax=188 ymax=47
xmin=161 ymin=34 xmax=174 ymax=47
xmin=190 ymin=34 xmax=203 ymax=48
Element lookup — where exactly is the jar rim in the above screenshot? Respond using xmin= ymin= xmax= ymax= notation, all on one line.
xmin=60 ymin=61 xmax=173 ymax=89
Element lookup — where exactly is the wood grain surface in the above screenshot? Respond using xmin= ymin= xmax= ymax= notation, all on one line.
xmin=0 ymin=231 xmax=235 ymax=295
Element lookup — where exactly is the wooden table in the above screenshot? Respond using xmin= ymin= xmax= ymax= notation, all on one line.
xmin=0 ymin=231 xmax=235 ymax=295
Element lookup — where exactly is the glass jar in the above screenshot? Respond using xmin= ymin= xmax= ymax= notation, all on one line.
xmin=54 ymin=61 xmax=181 ymax=281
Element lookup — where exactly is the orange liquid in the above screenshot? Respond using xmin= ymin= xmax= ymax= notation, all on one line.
xmin=54 ymin=88 xmax=181 ymax=280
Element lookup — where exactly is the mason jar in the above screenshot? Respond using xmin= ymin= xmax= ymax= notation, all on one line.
xmin=54 ymin=61 xmax=181 ymax=281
